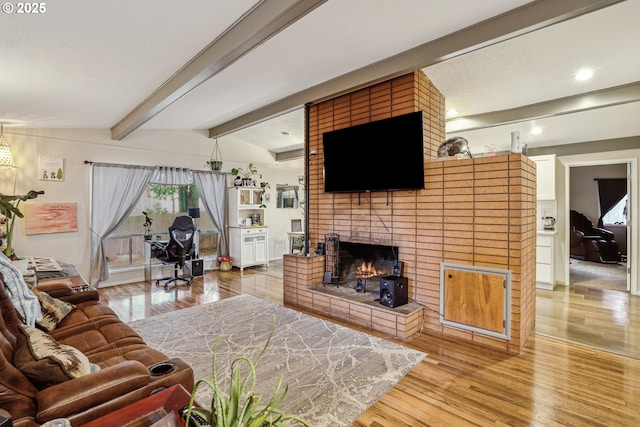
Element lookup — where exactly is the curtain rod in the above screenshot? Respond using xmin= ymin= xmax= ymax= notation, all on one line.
xmin=84 ymin=160 xmax=228 ymax=173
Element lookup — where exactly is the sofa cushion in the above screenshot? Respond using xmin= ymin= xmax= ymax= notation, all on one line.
xmin=29 ymin=286 xmax=75 ymax=331
xmin=54 ymin=300 xmax=119 ymax=330
xmin=14 ymin=324 xmax=98 ymax=389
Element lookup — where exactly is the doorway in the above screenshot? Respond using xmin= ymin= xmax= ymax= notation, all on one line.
xmin=532 ymin=154 xmax=639 ymax=358
xmin=568 ymin=163 xmax=629 ymax=292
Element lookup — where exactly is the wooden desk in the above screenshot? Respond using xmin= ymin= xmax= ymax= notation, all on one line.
xmin=79 ymin=384 xmax=194 ymax=427
xmin=144 ymin=240 xmax=168 ymax=284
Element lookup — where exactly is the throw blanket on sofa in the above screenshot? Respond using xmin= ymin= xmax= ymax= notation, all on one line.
xmin=0 ymin=253 xmax=42 ymax=326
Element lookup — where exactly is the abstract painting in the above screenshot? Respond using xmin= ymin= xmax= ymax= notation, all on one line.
xmin=24 ymin=202 xmax=78 ymax=235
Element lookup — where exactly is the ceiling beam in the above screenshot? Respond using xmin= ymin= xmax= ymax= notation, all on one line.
xmin=447 ymin=82 xmax=640 ymax=132
xmin=111 ymin=0 xmax=327 ymax=141
xmin=208 ymin=0 xmax=625 ymax=138
xmin=273 ymin=148 xmax=305 ymax=161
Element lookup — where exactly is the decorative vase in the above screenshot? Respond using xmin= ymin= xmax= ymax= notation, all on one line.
xmin=11 ymin=258 xmax=29 ymax=274
xmin=220 ymin=261 xmax=232 ymax=271
xmin=234 ymin=176 xmax=243 ymax=186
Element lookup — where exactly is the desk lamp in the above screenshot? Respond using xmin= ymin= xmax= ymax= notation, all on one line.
xmin=188 ymin=208 xmax=200 ymax=258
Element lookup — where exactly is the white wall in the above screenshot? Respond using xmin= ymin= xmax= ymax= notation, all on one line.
xmin=1 ymin=128 xmax=303 ymax=285
xmin=569 ymin=163 xmax=627 ymax=224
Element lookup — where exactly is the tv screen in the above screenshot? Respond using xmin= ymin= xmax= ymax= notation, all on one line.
xmin=323 ymin=111 xmax=424 ymax=193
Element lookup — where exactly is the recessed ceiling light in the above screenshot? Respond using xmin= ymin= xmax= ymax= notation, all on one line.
xmin=575 ymin=68 xmax=593 ymax=81
xmin=531 ymin=127 xmax=543 ymax=135
xmin=446 ymin=108 xmax=458 ymax=117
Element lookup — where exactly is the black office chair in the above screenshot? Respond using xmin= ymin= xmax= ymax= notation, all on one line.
xmin=155 ymin=216 xmax=196 ymax=289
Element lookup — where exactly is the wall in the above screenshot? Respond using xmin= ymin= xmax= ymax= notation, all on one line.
xmin=0 ymin=128 xmax=302 ymax=284
xmin=570 ymin=163 xmax=627 ymax=223
xmin=300 ymin=71 xmax=537 ymax=353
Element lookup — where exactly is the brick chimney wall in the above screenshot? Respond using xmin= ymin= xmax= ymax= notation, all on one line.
xmin=292 ymin=70 xmax=536 ymax=353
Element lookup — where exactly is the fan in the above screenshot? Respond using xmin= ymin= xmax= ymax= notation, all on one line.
xmin=437 ymin=136 xmax=473 ymax=159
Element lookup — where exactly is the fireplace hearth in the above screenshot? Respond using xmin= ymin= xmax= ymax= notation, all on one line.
xmin=337 ymin=242 xmax=401 ymax=290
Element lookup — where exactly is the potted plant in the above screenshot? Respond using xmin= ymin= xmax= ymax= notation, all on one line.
xmin=142 ymin=211 xmax=153 ymax=240
xmin=0 ymin=190 xmax=45 ymax=258
xmin=259 ymin=182 xmax=270 ymax=209
xmin=206 ymin=139 xmax=224 ymax=171
xmin=231 ymin=163 xmax=262 ymax=187
xmin=184 ymin=317 xmax=308 ymax=427
xmin=217 ymin=255 xmax=232 ymax=271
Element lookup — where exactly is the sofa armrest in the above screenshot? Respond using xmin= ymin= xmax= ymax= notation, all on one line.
xmin=36 ymin=281 xmax=74 ymax=298
xmin=35 ymin=361 xmax=149 ymax=422
xmin=56 ymin=290 xmax=100 ymax=304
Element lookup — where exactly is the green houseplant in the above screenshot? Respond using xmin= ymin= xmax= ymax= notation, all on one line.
xmin=231 ymin=163 xmax=263 ymax=187
xmin=185 ymin=317 xmax=308 ymax=427
xmin=0 ymin=190 xmax=44 ymax=258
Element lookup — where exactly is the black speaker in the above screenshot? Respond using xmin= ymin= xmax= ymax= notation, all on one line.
xmin=356 ymin=278 xmax=367 ymax=293
xmin=188 ymin=259 xmax=204 ymax=277
xmin=379 ymin=275 xmax=408 ymax=308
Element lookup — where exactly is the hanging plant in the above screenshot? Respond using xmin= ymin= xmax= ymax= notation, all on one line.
xmin=206 ymin=139 xmax=223 ymax=171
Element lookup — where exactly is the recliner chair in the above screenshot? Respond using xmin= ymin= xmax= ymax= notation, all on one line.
xmin=570 ymin=210 xmax=621 ymax=264
xmin=154 ymin=216 xmax=196 ymax=289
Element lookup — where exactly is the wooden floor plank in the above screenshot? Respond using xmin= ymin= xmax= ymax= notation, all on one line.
xmin=98 ymin=266 xmax=640 ymax=426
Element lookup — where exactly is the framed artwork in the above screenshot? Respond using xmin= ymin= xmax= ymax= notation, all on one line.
xmin=39 ymin=156 xmax=64 ymax=181
xmin=24 ymin=202 xmax=78 ymax=235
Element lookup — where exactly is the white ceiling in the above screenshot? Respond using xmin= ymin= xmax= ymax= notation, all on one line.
xmin=2 ymin=0 xmax=639 ymax=158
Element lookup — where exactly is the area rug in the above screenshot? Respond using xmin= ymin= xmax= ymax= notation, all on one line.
xmin=570 ymin=258 xmax=627 ymax=291
xmin=129 ymin=294 xmax=425 ymax=426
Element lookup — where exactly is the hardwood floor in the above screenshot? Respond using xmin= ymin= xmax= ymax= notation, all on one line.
xmin=536 ymin=284 xmax=640 ymax=358
xmin=99 ymin=267 xmax=640 ymax=427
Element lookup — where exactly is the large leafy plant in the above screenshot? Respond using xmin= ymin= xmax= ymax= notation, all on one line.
xmin=231 ymin=163 xmax=262 ymax=179
xmin=185 ymin=317 xmax=308 ymax=427
xmin=0 ymin=190 xmax=44 ymax=258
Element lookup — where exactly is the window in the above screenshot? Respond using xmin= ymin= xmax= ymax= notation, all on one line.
xmin=104 ymin=183 xmax=219 ymax=270
xmin=276 ymin=185 xmax=299 ymax=209
xmin=603 ymin=195 xmax=628 ymax=226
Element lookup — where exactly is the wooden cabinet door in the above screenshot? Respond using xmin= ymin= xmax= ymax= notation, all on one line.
xmin=443 ymin=269 xmax=505 ymax=333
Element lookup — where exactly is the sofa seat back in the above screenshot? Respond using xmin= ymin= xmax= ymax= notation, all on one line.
xmin=0 ymin=276 xmax=39 ymax=425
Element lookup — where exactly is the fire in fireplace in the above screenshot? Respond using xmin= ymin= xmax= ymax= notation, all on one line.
xmin=338 ymin=242 xmax=400 ymax=291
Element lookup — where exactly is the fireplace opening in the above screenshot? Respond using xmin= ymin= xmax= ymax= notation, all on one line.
xmin=338 ymin=242 xmax=401 ymax=292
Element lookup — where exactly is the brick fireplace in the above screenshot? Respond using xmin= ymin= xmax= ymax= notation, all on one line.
xmin=283 ymin=71 xmax=536 ymax=353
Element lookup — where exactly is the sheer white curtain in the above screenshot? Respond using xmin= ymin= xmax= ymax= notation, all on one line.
xmin=90 ymin=163 xmax=153 ymax=285
xmin=90 ymin=165 xmax=228 ymax=286
xmin=193 ymin=171 xmax=229 ymax=257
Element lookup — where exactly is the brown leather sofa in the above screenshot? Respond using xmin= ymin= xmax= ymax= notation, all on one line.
xmin=0 ymin=275 xmax=194 ymax=427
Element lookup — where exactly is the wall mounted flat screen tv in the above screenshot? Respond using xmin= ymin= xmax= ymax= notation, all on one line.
xmin=323 ymin=111 xmax=424 ymax=193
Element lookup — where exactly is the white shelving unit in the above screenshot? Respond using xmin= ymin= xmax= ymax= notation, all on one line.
xmin=228 ymin=186 xmax=268 ymax=271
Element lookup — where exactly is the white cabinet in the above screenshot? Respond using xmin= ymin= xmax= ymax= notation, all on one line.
xmin=228 ymin=187 xmax=265 ymax=227
xmin=530 ymin=154 xmax=556 ymax=200
xmin=536 ymin=232 xmax=555 ymax=290
xmin=230 ymin=226 xmax=268 ymax=271
xmin=228 ymin=186 xmax=268 ymax=271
